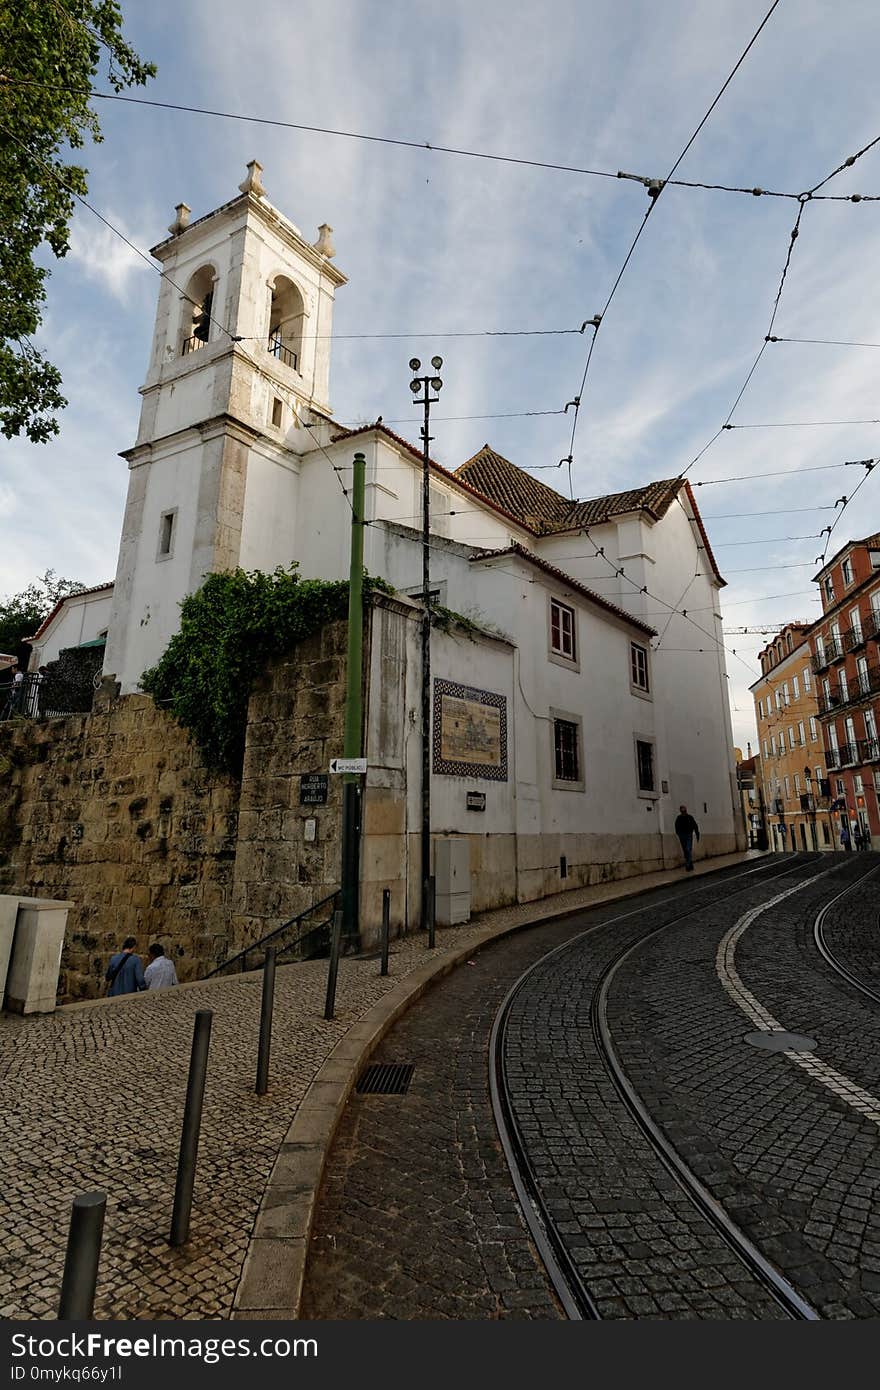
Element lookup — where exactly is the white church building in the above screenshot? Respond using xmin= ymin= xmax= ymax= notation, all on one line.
xmin=94 ymin=162 xmax=743 ymax=916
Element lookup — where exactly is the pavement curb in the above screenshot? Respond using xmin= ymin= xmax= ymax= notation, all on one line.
xmin=230 ymin=849 xmax=766 ymax=1319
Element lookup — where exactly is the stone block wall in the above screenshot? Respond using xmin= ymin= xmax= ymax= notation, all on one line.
xmin=231 ymin=622 xmax=348 ymax=946
xmin=0 ymin=696 xmax=239 ymax=1000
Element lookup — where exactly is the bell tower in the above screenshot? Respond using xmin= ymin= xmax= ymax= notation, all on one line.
xmin=103 ymin=162 xmax=347 ymax=693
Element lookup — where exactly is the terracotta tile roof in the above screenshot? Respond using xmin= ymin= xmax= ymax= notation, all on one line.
xmin=454 ymin=445 xmax=682 ymax=532
xmin=470 ymin=543 xmax=657 ymax=637
xmin=451 ymin=445 xmax=571 ymax=528
xmin=28 ymin=582 xmax=114 ymax=643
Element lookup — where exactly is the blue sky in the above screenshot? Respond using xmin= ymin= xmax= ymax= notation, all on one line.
xmin=4 ymin=0 xmax=880 ymax=748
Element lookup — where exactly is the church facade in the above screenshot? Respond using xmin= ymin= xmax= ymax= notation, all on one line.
xmin=98 ymin=163 xmax=744 ymax=925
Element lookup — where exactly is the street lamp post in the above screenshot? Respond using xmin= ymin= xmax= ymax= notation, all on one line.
xmin=409 ymin=357 xmax=443 ymax=947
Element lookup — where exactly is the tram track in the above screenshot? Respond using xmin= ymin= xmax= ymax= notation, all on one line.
xmin=490 ymin=853 xmax=845 ymax=1321
xmin=813 ymin=861 xmax=880 ymax=1008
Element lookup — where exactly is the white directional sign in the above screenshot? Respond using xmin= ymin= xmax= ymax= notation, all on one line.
xmin=329 ymin=757 xmax=368 ymax=774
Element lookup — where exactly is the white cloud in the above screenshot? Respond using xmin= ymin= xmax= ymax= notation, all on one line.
xmin=68 ymin=214 xmax=150 ymax=302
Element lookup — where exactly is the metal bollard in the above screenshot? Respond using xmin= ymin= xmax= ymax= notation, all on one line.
xmin=380 ymin=888 xmax=390 ymax=976
xmin=169 ymin=1009 xmax=213 ymax=1247
xmin=324 ymin=909 xmax=343 ymax=1020
xmin=255 ymin=946 xmax=277 ymax=1096
xmin=58 ymin=1191 xmax=106 ymax=1318
xmin=428 ymin=874 xmax=436 ymax=949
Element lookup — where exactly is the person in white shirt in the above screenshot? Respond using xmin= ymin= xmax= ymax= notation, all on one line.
xmin=144 ymin=942 xmax=179 ymax=990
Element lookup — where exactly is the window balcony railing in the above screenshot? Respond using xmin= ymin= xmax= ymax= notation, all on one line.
xmin=818 ymin=689 xmax=843 ymax=716
xmin=844 ymin=624 xmax=868 ymax=652
xmin=268 ymin=335 xmax=298 ymax=371
xmin=825 ymin=746 xmax=841 ymax=770
xmin=818 ymin=666 xmax=880 ymax=715
xmin=812 ymin=639 xmax=845 ymax=672
xmin=182 ymin=334 xmax=207 ymax=355
xmin=862 ymin=608 xmax=880 ymax=642
xmin=838 ymin=741 xmax=858 ymax=767
xmin=857 ymin=737 xmax=880 ymax=763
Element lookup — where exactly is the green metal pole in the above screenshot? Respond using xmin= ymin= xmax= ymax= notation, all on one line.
xmin=344 ymin=452 xmax=366 ymax=757
xmin=340 ymin=451 xmax=366 ymax=951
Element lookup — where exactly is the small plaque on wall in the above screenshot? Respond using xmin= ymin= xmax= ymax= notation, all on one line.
xmin=299 ymin=774 xmax=329 ymax=806
xmin=466 ymin=791 xmax=486 ymax=811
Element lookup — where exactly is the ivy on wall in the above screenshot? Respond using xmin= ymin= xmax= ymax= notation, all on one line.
xmin=142 ymin=566 xmax=389 ymax=776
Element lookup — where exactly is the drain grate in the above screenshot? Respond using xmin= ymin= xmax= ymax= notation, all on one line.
xmin=356 ymin=1063 xmax=415 ymax=1095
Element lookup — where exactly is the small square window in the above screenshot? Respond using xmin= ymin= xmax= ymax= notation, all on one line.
xmin=158 ymin=510 xmax=176 ymax=558
xmin=630 ymin=642 xmax=650 ymax=693
xmin=553 ymin=718 xmax=580 ymax=782
xmin=549 ymin=598 xmax=576 ymax=662
xmin=636 ymin=738 xmax=655 ymax=793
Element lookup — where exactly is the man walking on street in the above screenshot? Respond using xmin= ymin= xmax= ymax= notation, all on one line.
xmin=105 ymin=937 xmax=145 ymax=996
xmin=675 ymin=804 xmax=700 ymax=872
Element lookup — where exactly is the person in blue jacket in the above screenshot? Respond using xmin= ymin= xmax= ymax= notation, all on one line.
xmin=105 ymin=937 xmax=146 ymax=996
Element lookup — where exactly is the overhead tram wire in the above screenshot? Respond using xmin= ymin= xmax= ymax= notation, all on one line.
xmin=683 ymin=124 xmax=880 ymax=478
xmin=9 ymin=73 xmax=880 ymax=202
xmin=555 ymin=0 xmax=783 ymax=518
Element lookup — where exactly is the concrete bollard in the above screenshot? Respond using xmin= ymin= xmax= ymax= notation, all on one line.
xmin=380 ymin=889 xmax=390 ymax=976
xmin=255 ymin=947 xmax=276 ymax=1096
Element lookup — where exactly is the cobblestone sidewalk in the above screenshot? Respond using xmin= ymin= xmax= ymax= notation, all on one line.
xmin=0 ymin=849 xmax=758 ymax=1320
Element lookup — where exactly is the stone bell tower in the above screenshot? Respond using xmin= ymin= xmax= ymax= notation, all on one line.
xmin=103 ymin=161 xmax=347 ymax=693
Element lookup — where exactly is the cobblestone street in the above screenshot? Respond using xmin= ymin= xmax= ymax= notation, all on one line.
xmin=303 ymin=854 xmax=880 ymax=1319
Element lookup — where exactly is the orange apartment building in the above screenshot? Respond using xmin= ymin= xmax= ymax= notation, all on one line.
xmin=809 ymin=530 xmax=880 ymax=845
xmin=752 ymin=622 xmax=831 ymax=852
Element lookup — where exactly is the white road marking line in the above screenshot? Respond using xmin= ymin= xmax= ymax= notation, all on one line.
xmin=715 ymin=870 xmax=880 ymax=1127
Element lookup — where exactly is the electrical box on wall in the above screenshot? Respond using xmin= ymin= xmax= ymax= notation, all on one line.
xmin=434 ymin=837 xmax=471 ymax=925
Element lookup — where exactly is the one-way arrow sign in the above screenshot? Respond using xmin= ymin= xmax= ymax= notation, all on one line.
xmin=329 ymin=757 xmax=368 ymax=774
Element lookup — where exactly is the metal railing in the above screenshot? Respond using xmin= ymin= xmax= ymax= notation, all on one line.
xmin=268 ymin=335 xmax=298 ymax=371
xmin=182 ymin=334 xmax=208 ymax=355
xmin=204 ymin=889 xmax=340 ymax=978
xmin=811 ymin=638 xmax=845 ymax=672
xmin=857 ymin=737 xmax=880 ymax=763
xmin=844 ymin=624 xmax=868 ymax=652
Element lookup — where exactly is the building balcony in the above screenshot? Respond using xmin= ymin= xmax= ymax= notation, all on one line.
xmin=838 ymin=742 xmax=858 ymax=767
xmin=818 ymin=666 xmax=880 ymax=715
xmin=182 ymin=334 xmax=208 ymax=355
xmin=818 ymin=689 xmax=844 ymax=716
xmin=825 ymin=746 xmax=841 ymax=770
xmin=844 ymin=624 xmax=868 ymax=652
xmin=864 ymin=608 xmax=880 ymax=642
xmin=857 ymin=737 xmax=880 ymax=763
xmin=811 ymin=638 xmax=845 ymax=672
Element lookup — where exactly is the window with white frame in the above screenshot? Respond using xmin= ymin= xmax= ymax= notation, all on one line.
xmin=857 ymin=655 xmax=869 ymax=694
xmin=792 ymin=675 xmax=800 ymax=699
xmin=763 ymin=738 xmax=769 ymax=760
xmin=788 ymin=726 xmax=796 ymax=750
xmin=798 ymin=721 xmax=805 ymax=745
xmin=839 ymin=669 xmax=849 ymax=702
xmin=784 ymin=775 xmax=791 ymax=798
xmin=775 ymin=689 xmax=783 ymax=711
xmin=866 ymin=708 xmax=877 ymax=741
xmin=850 ymin=606 xmax=862 ymax=642
xmin=795 ymin=774 xmax=801 ymax=794
xmin=842 ymin=556 xmax=854 ymax=587
xmin=549 ymin=597 xmax=576 ymax=662
xmin=803 ymin=666 xmax=811 ymax=691
xmin=783 ymin=682 xmax=790 ymax=705
xmin=809 ymin=716 xmax=817 ymax=742
xmin=630 ymin=642 xmax=650 ymax=693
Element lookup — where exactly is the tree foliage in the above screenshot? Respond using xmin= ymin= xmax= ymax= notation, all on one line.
xmin=0 ymin=1 xmax=155 ymax=442
xmin=141 ymin=567 xmax=373 ymax=776
xmin=0 ymin=569 xmax=86 ymax=663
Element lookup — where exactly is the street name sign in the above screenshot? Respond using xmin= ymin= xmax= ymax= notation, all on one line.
xmin=329 ymin=757 xmax=368 ymax=774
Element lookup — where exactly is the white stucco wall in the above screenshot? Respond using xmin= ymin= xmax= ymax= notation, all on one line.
xmin=28 ymin=590 xmax=114 ymax=670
